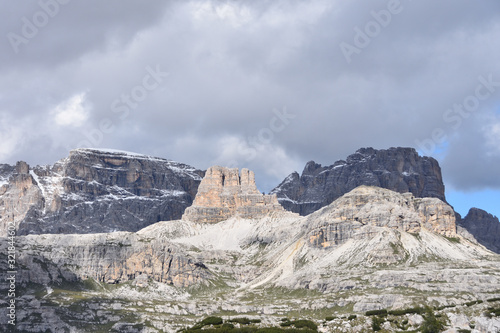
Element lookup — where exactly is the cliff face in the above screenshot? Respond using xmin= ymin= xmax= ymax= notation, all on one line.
xmin=0 ymin=149 xmax=204 ymax=236
xmin=182 ymin=166 xmax=285 ymax=223
xmin=271 ymin=147 xmax=445 ymax=216
xmin=459 ymin=208 xmax=500 ymax=253
xmin=4 ymin=231 xmax=210 ymax=288
xmin=305 ymin=186 xmax=456 ymax=249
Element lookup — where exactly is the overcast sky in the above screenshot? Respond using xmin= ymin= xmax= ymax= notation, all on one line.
xmin=1 ymin=0 xmax=499 ymax=218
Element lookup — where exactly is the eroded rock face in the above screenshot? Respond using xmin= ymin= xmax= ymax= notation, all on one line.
xmin=4 ymin=232 xmax=210 ymax=288
xmin=182 ymin=166 xmax=284 ymax=223
xmin=459 ymin=208 xmax=500 ymax=253
xmin=0 ymin=162 xmax=44 ymax=236
xmin=305 ymin=186 xmax=456 ymax=248
xmin=0 ymin=149 xmax=204 ymax=236
xmin=271 ymin=147 xmax=446 ymax=216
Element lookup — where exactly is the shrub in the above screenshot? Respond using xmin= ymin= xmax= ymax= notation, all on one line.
xmin=325 ymin=316 xmax=336 ymax=321
xmin=420 ymin=307 xmax=446 ymax=333
xmin=371 ymin=316 xmax=384 ymax=331
xmin=229 ymin=318 xmax=251 ymax=325
xmin=487 ymin=297 xmax=500 ymax=302
xmin=200 ymin=316 xmax=224 ymax=326
xmin=290 ymin=320 xmax=317 ymax=331
xmin=365 ymin=309 xmax=388 ymax=316
xmin=388 ymin=307 xmax=424 ymax=316
xmin=229 ymin=318 xmax=262 ymax=325
xmin=347 ymin=315 xmax=357 ymax=321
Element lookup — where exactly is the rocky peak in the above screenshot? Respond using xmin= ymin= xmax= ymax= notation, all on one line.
xmin=271 ymin=147 xmax=445 ymax=216
xmin=15 ymin=161 xmax=30 ymax=174
xmin=182 ymin=166 xmax=284 ymax=223
xmin=458 ymin=208 xmax=500 ymax=253
xmin=0 ymin=148 xmax=205 ymax=236
xmin=305 ymin=186 xmax=457 ymax=249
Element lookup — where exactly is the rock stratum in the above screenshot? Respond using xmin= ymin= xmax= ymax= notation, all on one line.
xmin=2 ymin=180 xmax=500 ymax=332
xmin=271 ymin=147 xmax=445 ymax=216
xmin=182 ymin=166 xmax=285 ymax=223
xmin=0 ymin=148 xmax=204 ymax=236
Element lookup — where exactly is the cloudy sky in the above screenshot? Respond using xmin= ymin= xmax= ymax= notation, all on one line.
xmin=1 ymin=0 xmax=499 ymax=218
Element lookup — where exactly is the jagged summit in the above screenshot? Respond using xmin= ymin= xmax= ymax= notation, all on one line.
xmin=0 ymin=149 xmax=204 ymax=236
xmin=459 ymin=207 xmax=500 ymax=253
xmin=182 ymin=166 xmax=285 ymax=223
xmin=271 ymin=147 xmax=445 ymax=216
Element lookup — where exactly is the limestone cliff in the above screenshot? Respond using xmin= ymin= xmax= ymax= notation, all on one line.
xmin=182 ymin=166 xmax=284 ymax=223
xmin=305 ymin=186 xmax=456 ymax=249
xmin=0 ymin=149 xmax=204 ymax=236
xmin=271 ymin=147 xmax=446 ymax=216
xmin=1 ymin=231 xmax=210 ymax=288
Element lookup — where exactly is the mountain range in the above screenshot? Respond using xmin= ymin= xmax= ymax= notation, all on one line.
xmin=1 ymin=147 xmax=499 ymax=332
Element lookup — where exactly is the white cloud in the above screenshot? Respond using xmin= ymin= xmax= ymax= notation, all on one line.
xmin=485 ymin=119 xmax=500 ymax=156
xmin=210 ymin=134 xmax=302 ymax=191
xmin=51 ymin=93 xmax=89 ymax=127
xmin=0 ymin=114 xmax=22 ymax=161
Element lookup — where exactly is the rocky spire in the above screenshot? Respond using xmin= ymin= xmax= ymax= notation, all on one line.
xmin=182 ymin=166 xmax=284 ymax=223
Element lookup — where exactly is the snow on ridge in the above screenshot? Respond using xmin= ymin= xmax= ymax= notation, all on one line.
xmin=72 ymin=148 xmax=202 ymax=179
xmin=73 ymin=148 xmax=171 ymax=163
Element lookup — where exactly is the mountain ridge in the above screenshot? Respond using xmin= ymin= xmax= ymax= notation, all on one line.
xmin=1 ymin=183 xmax=499 ymax=332
xmin=0 ymin=148 xmax=204 ymax=236
xmin=271 ymin=147 xmax=446 ymax=216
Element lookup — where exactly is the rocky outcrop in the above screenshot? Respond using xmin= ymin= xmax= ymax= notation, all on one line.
xmin=305 ymin=186 xmax=456 ymax=249
xmin=0 ymin=161 xmax=44 ymax=236
xmin=182 ymin=166 xmax=284 ymax=223
xmin=271 ymin=147 xmax=445 ymax=216
xmin=458 ymin=208 xmax=500 ymax=253
xmin=0 ymin=231 xmax=211 ymax=288
xmin=0 ymin=149 xmax=204 ymax=236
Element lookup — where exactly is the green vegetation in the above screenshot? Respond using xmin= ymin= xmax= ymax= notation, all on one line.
xmin=485 ymin=306 xmax=500 ymax=317
xmin=444 ymin=236 xmax=461 ymax=243
xmin=279 ymin=319 xmax=317 ymax=331
xmin=371 ymin=316 xmax=385 ymax=331
xmin=465 ymin=300 xmax=483 ymax=307
xmin=365 ymin=309 xmax=388 ymax=316
xmin=182 ymin=316 xmax=318 ymax=333
xmin=388 ymin=307 xmax=424 ymax=316
xmin=420 ymin=306 xmax=447 ymax=333
xmin=487 ymin=297 xmax=500 ymax=302
xmin=228 ymin=318 xmax=262 ymax=325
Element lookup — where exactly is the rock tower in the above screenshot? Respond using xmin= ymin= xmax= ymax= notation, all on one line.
xmin=182 ymin=166 xmax=284 ymax=223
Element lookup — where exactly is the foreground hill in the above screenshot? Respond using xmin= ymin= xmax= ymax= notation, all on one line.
xmin=1 ymin=167 xmax=499 ymax=332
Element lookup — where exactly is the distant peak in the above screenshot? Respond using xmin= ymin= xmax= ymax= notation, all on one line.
xmin=73 ymin=148 xmax=148 ymax=156
xmin=303 ymin=161 xmax=322 ymax=174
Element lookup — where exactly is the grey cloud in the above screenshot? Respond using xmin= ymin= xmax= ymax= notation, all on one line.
xmin=1 ymin=0 xmax=500 ymax=194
